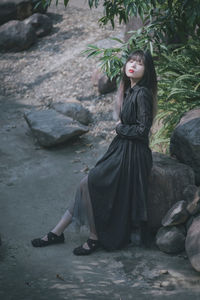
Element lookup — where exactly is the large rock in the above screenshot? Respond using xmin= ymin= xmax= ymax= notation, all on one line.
xmin=0 ymin=1 xmax=16 ymax=25
xmin=0 ymin=0 xmax=32 ymax=25
xmin=24 ymin=109 xmax=89 ymax=147
xmin=161 ymin=200 xmax=189 ymax=227
xmin=98 ymin=74 xmax=117 ymax=94
xmin=0 ymin=20 xmax=37 ymax=51
xmin=186 ymin=187 xmax=200 ymax=215
xmin=147 ymin=152 xmax=195 ymax=231
xmin=170 ymin=108 xmax=200 ymax=186
xmin=0 ymin=0 xmax=47 ymax=26
xmin=52 ymin=99 xmax=92 ymax=125
xmin=186 ymin=216 xmax=195 ymax=231
xmin=92 ymin=69 xmax=117 ymax=94
xmin=124 ymin=16 xmax=146 ymax=42
xmin=91 ymin=69 xmax=102 ymax=87
xmin=183 ymin=185 xmax=199 ymax=203
xmin=95 ymin=33 xmax=123 ymax=49
xmin=24 ymin=13 xmax=52 ymax=37
xmin=185 ymin=215 xmax=200 ymax=272
xmin=156 ymin=226 xmax=186 ymax=254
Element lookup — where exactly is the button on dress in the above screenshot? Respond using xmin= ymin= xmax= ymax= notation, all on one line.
xmin=88 ymin=84 xmax=153 ymax=250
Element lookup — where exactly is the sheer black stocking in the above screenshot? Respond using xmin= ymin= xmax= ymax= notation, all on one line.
xmin=42 ymin=176 xmax=98 ymax=246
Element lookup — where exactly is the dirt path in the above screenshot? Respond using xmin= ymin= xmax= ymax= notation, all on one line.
xmin=1 ymin=2 xmax=200 ymax=300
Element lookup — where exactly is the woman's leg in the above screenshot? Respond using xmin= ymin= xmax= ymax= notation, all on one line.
xmin=40 ymin=175 xmax=98 ymax=245
xmin=41 ymin=209 xmax=73 ymax=241
xmin=71 ymin=176 xmax=101 ymax=255
xmin=78 ymin=175 xmax=98 ymax=241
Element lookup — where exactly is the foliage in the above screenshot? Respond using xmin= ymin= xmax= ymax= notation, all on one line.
xmin=86 ymin=1 xmax=200 ymax=153
xmin=90 ymin=1 xmax=200 ymax=45
xmin=83 ymin=24 xmax=168 ymax=82
xmin=153 ymin=38 xmax=200 ymax=153
xmin=88 ymin=0 xmax=154 ymax=28
xmin=35 ymin=0 xmax=200 ymax=153
xmin=88 ymin=0 xmax=200 ymax=44
xmin=37 ymin=0 xmax=200 ymax=44
xmin=84 ymin=38 xmax=200 ymax=154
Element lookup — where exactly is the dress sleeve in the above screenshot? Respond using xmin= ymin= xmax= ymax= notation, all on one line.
xmin=116 ymin=87 xmax=153 ymax=140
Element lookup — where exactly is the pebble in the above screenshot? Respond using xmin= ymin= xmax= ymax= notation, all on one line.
xmin=7 ymin=182 xmax=15 ymax=186
xmin=160 ymin=281 xmax=170 ymax=287
xmin=159 ymin=269 xmax=169 ymax=275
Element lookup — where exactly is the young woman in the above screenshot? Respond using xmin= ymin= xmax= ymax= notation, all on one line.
xmin=32 ymin=49 xmax=157 ymax=255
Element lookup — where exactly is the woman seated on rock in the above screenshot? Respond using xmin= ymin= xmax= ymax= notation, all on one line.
xmin=31 ymin=49 xmax=157 ymax=255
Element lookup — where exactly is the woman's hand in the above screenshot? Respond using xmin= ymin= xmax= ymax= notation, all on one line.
xmin=115 ymin=121 xmax=122 ymax=135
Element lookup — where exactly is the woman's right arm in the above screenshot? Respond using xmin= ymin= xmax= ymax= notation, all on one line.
xmin=115 ymin=87 xmax=153 ymax=140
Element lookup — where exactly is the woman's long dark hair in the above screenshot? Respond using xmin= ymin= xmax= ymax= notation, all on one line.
xmin=115 ymin=50 xmax=158 ymax=121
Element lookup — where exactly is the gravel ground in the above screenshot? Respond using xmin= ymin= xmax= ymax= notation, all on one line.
xmin=0 ymin=2 xmax=124 ymax=142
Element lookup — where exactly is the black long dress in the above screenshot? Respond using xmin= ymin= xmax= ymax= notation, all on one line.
xmin=88 ymin=84 xmax=153 ymax=251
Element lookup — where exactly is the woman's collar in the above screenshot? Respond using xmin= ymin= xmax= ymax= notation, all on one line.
xmin=129 ymin=84 xmax=140 ymax=93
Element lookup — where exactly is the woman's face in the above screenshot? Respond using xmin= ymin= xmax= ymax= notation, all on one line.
xmin=125 ymin=57 xmax=145 ymax=82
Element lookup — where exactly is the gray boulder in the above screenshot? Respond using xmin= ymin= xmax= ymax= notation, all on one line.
xmin=24 ymin=109 xmax=89 ymax=147
xmin=170 ymin=108 xmax=200 ymax=185
xmin=15 ymin=0 xmax=32 ymax=19
xmin=24 ymin=13 xmax=52 ymax=37
xmin=0 ymin=1 xmax=16 ymax=25
xmin=92 ymin=69 xmax=117 ymax=94
xmin=183 ymin=185 xmax=199 ymax=203
xmin=186 ymin=216 xmax=195 ymax=231
xmin=124 ymin=16 xmax=147 ymax=42
xmin=0 ymin=20 xmax=37 ymax=51
xmin=147 ymin=152 xmax=195 ymax=231
xmin=185 ymin=215 xmax=200 ymax=272
xmin=52 ymin=99 xmax=92 ymax=125
xmin=91 ymin=69 xmax=101 ymax=87
xmin=161 ymin=200 xmax=189 ymax=227
xmin=0 ymin=0 xmax=32 ymax=25
xmin=98 ymin=74 xmax=117 ymax=94
xmin=186 ymin=187 xmax=200 ymax=216
xmin=156 ymin=226 xmax=186 ymax=254
xmin=95 ymin=33 xmax=123 ymax=49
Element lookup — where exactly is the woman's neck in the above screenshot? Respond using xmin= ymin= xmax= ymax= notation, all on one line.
xmin=130 ymin=78 xmax=139 ymax=88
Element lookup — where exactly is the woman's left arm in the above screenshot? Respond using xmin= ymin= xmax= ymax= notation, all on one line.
xmin=116 ymin=87 xmax=153 ymax=140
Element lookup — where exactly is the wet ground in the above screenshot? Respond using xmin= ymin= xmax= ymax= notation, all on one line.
xmin=1 ymin=1 xmax=200 ymax=299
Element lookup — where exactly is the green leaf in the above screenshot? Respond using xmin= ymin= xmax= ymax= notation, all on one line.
xmin=109 ymin=37 xmax=124 ymax=44
xmin=64 ymin=0 xmax=69 ymax=6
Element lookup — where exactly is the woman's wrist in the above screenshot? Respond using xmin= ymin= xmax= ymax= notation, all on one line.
xmin=116 ymin=123 xmax=122 ymax=135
